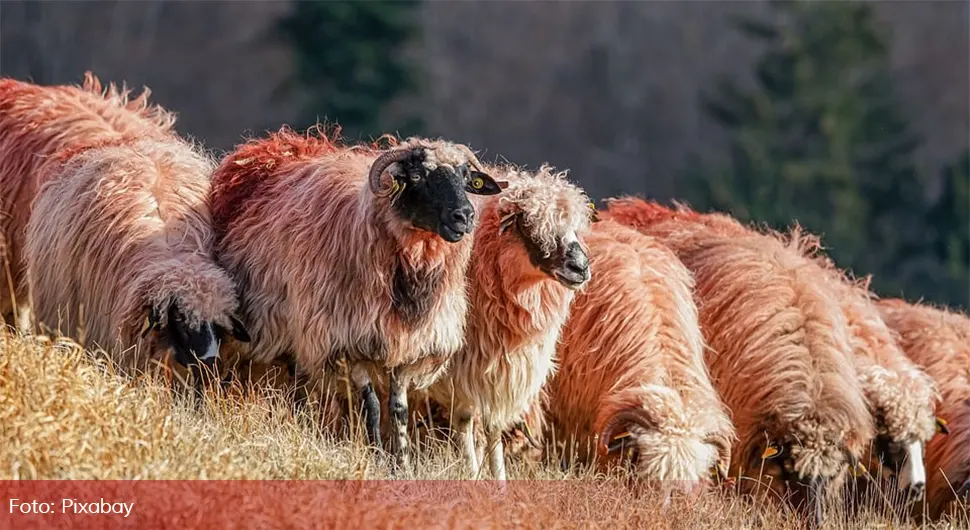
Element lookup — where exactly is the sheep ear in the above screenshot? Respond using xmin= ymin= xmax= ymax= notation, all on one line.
xmin=229 ymin=315 xmax=251 ymax=343
xmin=936 ymin=417 xmax=950 ymax=435
xmin=140 ymin=305 xmax=160 ymax=338
xmin=465 ymin=171 xmax=506 ymax=196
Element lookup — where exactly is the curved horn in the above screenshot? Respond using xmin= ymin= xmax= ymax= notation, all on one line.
xmin=456 ymin=144 xmax=484 ymax=171
xmin=368 ymin=148 xmax=413 ymax=195
xmin=597 ymin=409 xmax=658 ymax=456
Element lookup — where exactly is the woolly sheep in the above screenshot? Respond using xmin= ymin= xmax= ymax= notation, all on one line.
xmin=209 ymin=128 xmax=505 ymax=466
xmin=0 ymin=73 xmax=173 ymax=331
xmin=3 ymin=74 xmax=248 ymax=378
xmin=811 ymin=267 xmax=938 ymax=501
xmin=605 ymin=198 xmax=874 ymax=525
xmin=877 ymin=299 xmax=970 ymax=520
xmin=424 ymin=165 xmax=592 ymax=480
xmin=541 ymin=219 xmax=734 ymax=492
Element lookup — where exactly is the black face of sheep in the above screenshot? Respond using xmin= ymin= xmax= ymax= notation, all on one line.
xmin=871 ymin=434 xmax=926 ymax=500
xmin=368 ymin=147 xmax=505 ymax=242
xmin=141 ymin=303 xmax=251 ymax=369
xmin=507 ymin=216 xmax=590 ymax=289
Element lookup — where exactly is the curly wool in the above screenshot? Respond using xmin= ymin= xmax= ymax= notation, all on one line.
xmin=545 ymin=220 xmax=734 ymax=483
xmin=25 ymin=137 xmax=239 ymax=368
xmin=605 ymin=198 xmax=873 ymax=494
xmin=492 ymin=165 xmax=592 ymax=258
xmin=877 ymin=299 xmax=970 ymax=520
xmin=0 ymin=73 xmax=175 ymax=325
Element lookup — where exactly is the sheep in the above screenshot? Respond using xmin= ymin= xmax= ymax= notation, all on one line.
xmin=422 ymin=165 xmax=592 ymax=480
xmin=876 ymin=299 xmax=970 ymax=520
xmin=0 ymin=73 xmax=174 ymax=331
xmin=25 ymin=134 xmax=251 ymax=378
xmin=604 ymin=198 xmax=874 ymax=525
xmin=810 ymin=267 xmax=938 ymax=502
xmin=541 ymin=219 xmax=735 ymax=493
xmin=208 ymin=127 xmax=505 ymax=466
xmin=1 ymin=74 xmax=248 ymax=384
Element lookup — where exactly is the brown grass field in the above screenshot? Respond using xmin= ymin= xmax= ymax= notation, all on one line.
xmin=0 ymin=331 xmax=966 ymax=529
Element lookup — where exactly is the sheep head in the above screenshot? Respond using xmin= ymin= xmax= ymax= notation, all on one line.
xmin=367 ymin=143 xmax=506 ymax=243
xmin=140 ymin=301 xmax=250 ymax=369
xmin=493 ymin=166 xmax=594 ymax=289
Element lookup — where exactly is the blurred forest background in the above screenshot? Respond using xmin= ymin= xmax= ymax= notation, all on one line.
xmin=0 ymin=0 xmax=966 ymax=308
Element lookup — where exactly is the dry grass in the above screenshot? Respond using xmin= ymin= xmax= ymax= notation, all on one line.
xmin=0 ymin=331 xmax=966 ymax=529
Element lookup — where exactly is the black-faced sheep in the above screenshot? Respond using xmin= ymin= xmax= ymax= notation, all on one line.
xmin=209 ymin=128 xmax=504 ymax=466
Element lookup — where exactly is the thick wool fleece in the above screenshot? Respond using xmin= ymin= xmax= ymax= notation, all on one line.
xmin=807 ymin=258 xmax=938 ymax=487
xmin=209 ymin=128 xmax=483 ymax=395
xmin=0 ymin=73 xmax=175 ymax=325
xmin=25 ymin=137 xmax=239 ymax=369
xmin=877 ymin=299 xmax=970 ymax=520
xmin=605 ymin=198 xmax=873 ymax=502
xmin=545 ymin=220 xmax=733 ymax=484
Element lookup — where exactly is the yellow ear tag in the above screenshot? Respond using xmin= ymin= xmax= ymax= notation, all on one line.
xmin=140 ymin=315 xmax=153 ymax=337
xmin=851 ymin=462 xmax=868 ymax=477
xmin=390 ymin=180 xmax=405 ymax=205
xmin=937 ymin=417 xmax=950 ymax=435
xmin=761 ymin=445 xmax=780 ymax=460
xmin=612 ymin=431 xmax=632 ymax=442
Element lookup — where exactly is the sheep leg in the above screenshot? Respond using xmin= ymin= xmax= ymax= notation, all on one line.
xmin=388 ymin=367 xmax=411 ymax=469
xmin=454 ymin=409 xmax=480 ymax=477
xmin=486 ymin=425 xmax=507 ymax=481
xmin=350 ymin=364 xmax=381 ymax=448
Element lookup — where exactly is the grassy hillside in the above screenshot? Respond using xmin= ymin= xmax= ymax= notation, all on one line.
xmin=0 ymin=331 xmax=965 ymax=528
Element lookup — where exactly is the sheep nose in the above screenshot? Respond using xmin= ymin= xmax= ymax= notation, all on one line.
xmin=564 ymin=244 xmax=590 ymax=276
xmin=908 ymin=481 xmax=925 ymax=500
xmin=449 ymin=205 xmax=474 ymax=232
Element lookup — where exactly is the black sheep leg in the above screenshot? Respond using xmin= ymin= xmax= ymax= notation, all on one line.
xmin=350 ymin=364 xmax=382 ymax=448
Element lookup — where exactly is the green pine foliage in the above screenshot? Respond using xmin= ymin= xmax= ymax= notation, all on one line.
xmin=277 ymin=0 xmax=422 ymax=139
xmin=689 ymin=0 xmax=966 ymax=307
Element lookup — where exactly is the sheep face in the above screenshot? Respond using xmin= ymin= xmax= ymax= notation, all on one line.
xmin=500 ymin=214 xmax=590 ymax=289
xmin=737 ymin=440 xmax=829 ymax=526
xmin=141 ymin=302 xmax=251 ymax=368
xmin=372 ymin=147 xmax=504 ymax=242
xmin=494 ymin=168 xmax=595 ymax=289
xmin=868 ymin=433 xmax=927 ymax=499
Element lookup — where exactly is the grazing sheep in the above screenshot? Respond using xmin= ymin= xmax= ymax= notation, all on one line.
xmin=25 ymin=134 xmax=251 ymax=375
xmin=811 ymin=267 xmax=938 ymax=502
xmin=877 ymin=299 xmax=970 ymax=520
xmin=1 ymin=74 xmax=247 ymax=381
xmin=542 ymin=219 xmax=734 ymax=492
xmin=209 ymin=128 xmax=505 ymax=465
xmin=0 ymin=73 xmax=174 ymax=331
xmin=605 ymin=198 xmax=874 ymax=524
xmin=424 ymin=165 xmax=592 ymax=480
